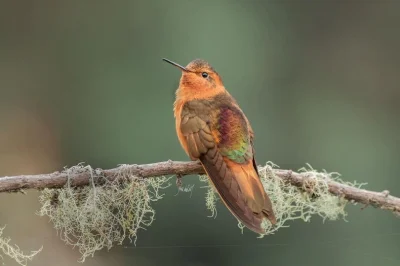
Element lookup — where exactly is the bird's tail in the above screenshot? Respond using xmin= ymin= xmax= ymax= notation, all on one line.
xmin=200 ymin=147 xmax=276 ymax=234
xmin=229 ymin=160 xmax=277 ymax=226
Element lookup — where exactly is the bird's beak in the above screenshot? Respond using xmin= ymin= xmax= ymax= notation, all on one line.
xmin=162 ymin=58 xmax=189 ymax=72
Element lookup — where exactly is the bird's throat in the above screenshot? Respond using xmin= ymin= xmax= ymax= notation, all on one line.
xmin=175 ymin=85 xmax=226 ymax=103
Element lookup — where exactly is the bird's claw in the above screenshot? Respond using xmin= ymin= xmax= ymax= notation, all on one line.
xmin=176 ymin=174 xmax=183 ymax=189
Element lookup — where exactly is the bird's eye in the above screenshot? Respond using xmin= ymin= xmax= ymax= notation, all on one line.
xmin=201 ymin=72 xmax=208 ymax=78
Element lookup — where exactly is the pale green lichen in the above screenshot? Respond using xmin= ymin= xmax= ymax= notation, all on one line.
xmin=199 ymin=175 xmax=218 ymax=218
xmin=200 ymin=162 xmax=365 ymax=236
xmin=22 ymin=161 xmax=365 ymax=264
xmin=0 ymin=226 xmax=42 ymax=266
xmin=37 ymin=164 xmax=171 ymax=262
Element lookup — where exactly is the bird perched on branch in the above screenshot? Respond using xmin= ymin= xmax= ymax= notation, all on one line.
xmin=163 ymin=58 xmax=276 ymax=234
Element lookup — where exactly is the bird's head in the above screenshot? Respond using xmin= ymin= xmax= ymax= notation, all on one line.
xmin=163 ymin=58 xmax=226 ymax=100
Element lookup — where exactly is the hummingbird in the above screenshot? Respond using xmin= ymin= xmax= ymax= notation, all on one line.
xmin=163 ymin=58 xmax=277 ymax=234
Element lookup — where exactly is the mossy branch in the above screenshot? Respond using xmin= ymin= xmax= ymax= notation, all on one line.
xmin=1 ymin=160 xmax=399 ymax=214
xmin=1 ymin=160 xmax=400 ymax=265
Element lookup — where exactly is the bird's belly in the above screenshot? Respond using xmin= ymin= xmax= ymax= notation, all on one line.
xmin=174 ymin=100 xmax=190 ymax=158
xmin=176 ymin=119 xmax=189 ymax=155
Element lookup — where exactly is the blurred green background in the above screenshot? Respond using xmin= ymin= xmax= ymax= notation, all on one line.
xmin=1 ymin=1 xmax=399 ymax=265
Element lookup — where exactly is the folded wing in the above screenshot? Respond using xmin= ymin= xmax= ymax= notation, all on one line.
xmin=180 ymin=102 xmax=276 ymax=234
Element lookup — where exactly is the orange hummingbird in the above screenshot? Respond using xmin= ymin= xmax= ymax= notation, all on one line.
xmin=163 ymin=58 xmax=276 ymax=234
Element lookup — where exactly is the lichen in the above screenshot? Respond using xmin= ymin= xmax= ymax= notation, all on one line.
xmin=33 ymin=161 xmax=366 ymax=263
xmin=0 ymin=226 xmax=42 ymax=266
xmin=37 ymin=164 xmax=171 ymax=262
xmin=199 ymin=175 xmax=218 ymax=218
xmin=200 ymin=162 xmax=364 ymax=236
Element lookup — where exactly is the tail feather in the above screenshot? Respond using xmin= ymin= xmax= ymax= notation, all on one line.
xmin=200 ymin=147 xmax=276 ymax=234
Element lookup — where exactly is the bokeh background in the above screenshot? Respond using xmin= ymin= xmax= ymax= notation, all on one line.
xmin=1 ymin=1 xmax=399 ymax=265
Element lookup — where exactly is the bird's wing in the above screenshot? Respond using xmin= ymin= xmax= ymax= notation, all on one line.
xmin=180 ymin=102 xmax=275 ymax=234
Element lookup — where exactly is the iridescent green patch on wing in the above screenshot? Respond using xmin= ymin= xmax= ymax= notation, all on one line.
xmin=216 ymin=106 xmax=252 ymax=164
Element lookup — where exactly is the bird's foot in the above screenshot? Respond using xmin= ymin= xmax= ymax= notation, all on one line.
xmin=174 ymin=174 xmax=195 ymax=197
xmin=174 ymin=174 xmax=183 ymax=196
xmin=176 ymin=174 xmax=183 ymax=189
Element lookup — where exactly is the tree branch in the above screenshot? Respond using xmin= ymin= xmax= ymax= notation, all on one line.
xmin=0 ymin=160 xmax=399 ymax=215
